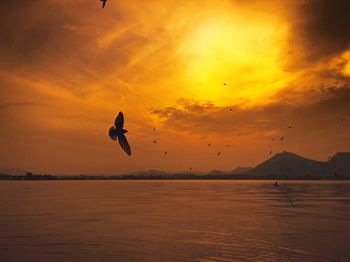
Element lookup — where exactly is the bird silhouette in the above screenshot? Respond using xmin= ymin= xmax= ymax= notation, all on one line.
xmin=101 ymin=0 xmax=107 ymax=8
xmin=274 ymin=181 xmax=279 ymax=187
xmin=109 ymin=112 xmax=131 ymax=156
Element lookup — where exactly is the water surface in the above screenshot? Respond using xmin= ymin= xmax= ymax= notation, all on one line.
xmin=1 ymin=180 xmax=350 ymax=262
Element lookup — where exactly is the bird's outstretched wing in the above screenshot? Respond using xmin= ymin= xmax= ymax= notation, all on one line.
xmin=117 ymin=133 xmax=131 ymax=156
xmin=114 ymin=112 xmax=124 ymax=129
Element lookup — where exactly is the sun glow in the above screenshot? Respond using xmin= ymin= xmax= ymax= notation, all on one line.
xmin=179 ymin=15 xmax=290 ymax=105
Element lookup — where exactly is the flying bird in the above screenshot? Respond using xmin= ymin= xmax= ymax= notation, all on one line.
xmin=273 ymin=181 xmax=279 ymax=187
xmin=109 ymin=112 xmax=131 ymax=156
xmin=101 ymin=0 xmax=107 ymax=8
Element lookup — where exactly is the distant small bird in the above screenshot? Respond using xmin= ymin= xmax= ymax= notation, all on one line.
xmin=101 ymin=0 xmax=107 ymax=8
xmin=281 ymin=136 xmax=284 ymax=141
xmin=288 ymin=126 xmax=293 ymax=129
xmin=153 ymin=140 xmax=158 ymax=144
xmin=217 ymin=152 xmax=221 ymax=156
xmin=109 ymin=112 xmax=131 ymax=156
xmin=274 ymin=181 xmax=279 ymax=187
xmin=223 ymin=83 xmax=227 ymax=85
xmin=208 ymin=143 xmax=211 ymax=147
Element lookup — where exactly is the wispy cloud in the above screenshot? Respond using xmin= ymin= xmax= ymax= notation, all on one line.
xmin=152 ymin=85 xmax=350 ymax=137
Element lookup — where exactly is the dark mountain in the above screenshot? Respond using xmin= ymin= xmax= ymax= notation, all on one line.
xmin=328 ymin=152 xmax=350 ymax=168
xmin=208 ymin=170 xmax=230 ymax=175
xmin=1 ymin=152 xmax=349 ymax=180
xmin=328 ymin=152 xmax=350 ymax=176
xmin=232 ymin=167 xmax=252 ymax=174
xmin=244 ymin=151 xmax=332 ymax=179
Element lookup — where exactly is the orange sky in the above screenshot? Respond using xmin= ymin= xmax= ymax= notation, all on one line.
xmin=1 ymin=0 xmax=350 ymax=174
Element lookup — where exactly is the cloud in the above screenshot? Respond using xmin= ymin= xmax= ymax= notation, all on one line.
xmin=152 ymin=98 xmax=290 ymax=136
xmin=152 ymin=85 xmax=350 ymax=137
xmin=291 ymin=0 xmax=350 ymax=62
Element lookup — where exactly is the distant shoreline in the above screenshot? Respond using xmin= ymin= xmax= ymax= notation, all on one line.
xmin=1 ymin=174 xmax=349 ymax=181
xmin=2 ymin=151 xmax=349 ymax=181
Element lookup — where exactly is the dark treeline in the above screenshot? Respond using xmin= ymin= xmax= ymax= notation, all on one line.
xmin=0 ymin=172 xmax=57 ymax=180
xmin=2 ymin=152 xmax=349 ymax=181
xmin=0 ymin=172 xmax=349 ymax=181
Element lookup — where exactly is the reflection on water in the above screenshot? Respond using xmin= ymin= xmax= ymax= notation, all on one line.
xmin=1 ymin=180 xmax=350 ymax=262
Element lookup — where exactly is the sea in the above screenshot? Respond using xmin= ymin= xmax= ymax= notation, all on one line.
xmin=1 ymin=180 xmax=350 ymax=262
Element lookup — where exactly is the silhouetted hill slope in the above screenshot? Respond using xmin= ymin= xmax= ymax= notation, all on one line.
xmin=232 ymin=167 xmax=252 ymax=174
xmin=328 ymin=152 xmax=350 ymax=176
xmin=328 ymin=153 xmax=350 ymax=169
xmin=208 ymin=170 xmax=230 ymax=175
xmin=245 ymin=151 xmax=331 ymax=179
